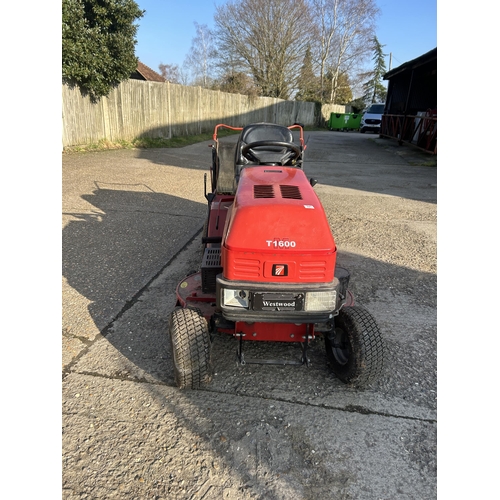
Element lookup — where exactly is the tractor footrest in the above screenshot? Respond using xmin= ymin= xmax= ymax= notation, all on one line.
xmin=237 ymin=356 xmax=305 ymax=366
xmin=236 ymin=331 xmax=311 ymax=366
xmin=201 ymin=247 xmax=222 ymax=294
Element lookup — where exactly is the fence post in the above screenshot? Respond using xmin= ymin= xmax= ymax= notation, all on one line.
xmin=167 ymin=81 xmax=171 ymax=139
xmin=198 ymin=86 xmax=202 ymax=134
xmin=101 ymin=95 xmax=110 ymax=141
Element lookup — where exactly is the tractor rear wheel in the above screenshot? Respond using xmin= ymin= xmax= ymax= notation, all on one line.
xmin=168 ymin=307 xmax=212 ymax=389
xmin=325 ymin=306 xmax=385 ymax=387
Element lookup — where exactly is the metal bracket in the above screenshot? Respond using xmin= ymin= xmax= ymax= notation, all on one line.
xmin=235 ymin=328 xmax=311 ymax=367
xmin=301 ymin=324 xmax=311 ymax=366
xmin=236 ymin=335 xmax=246 ymax=365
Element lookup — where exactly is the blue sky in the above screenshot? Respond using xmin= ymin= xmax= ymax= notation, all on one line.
xmin=134 ymin=0 xmax=437 ymax=74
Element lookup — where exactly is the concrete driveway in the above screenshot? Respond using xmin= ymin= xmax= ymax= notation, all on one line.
xmin=62 ymin=131 xmax=437 ymax=499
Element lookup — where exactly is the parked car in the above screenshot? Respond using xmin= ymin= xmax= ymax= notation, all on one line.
xmin=360 ymin=103 xmax=385 ymax=133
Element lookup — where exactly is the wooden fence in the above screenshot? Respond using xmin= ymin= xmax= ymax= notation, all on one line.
xmin=62 ymin=80 xmax=348 ymax=148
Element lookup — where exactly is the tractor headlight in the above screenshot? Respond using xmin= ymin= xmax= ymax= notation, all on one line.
xmin=304 ymin=290 xmax=336 ymax=311
xmin=222 ymin=288 xmax=249 ymax=308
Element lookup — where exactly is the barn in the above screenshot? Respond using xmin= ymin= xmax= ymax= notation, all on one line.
xmin=381 ymin=48 xmax=437 ymax=154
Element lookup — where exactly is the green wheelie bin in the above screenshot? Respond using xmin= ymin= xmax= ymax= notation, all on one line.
xmin=329 ymin=112 xmax=351 ymax=130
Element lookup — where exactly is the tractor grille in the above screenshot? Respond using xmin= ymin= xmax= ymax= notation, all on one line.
xmin=299 ymin=261 xmax=327 ymax=280
xmin=201 ymin=247 xmax=222 ymax=294
xmin=280 ymin=185 xmax=302 ymax=199
xmin=254 ymin=185 xmax=275 ymax=198
xmin=232 ymin=258 xmax=261 ymax=279
xmin=253 ymin=184 xmax=302 ymax=199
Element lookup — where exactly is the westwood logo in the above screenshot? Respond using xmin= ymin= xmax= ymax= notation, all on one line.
xmin=272 ymin=264 xmax=288 ymax=276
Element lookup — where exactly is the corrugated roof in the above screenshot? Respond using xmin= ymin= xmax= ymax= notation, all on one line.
xmin=384 ymin=48 xmax=437 ymax=80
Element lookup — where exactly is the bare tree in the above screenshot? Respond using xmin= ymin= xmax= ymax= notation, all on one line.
xmin=214 ymin=0 xmax=313 ymax=99
xmin=311 ymin=0 xmax=378 ymax=102
xmin=310 ymin=0 xmax=336 ymax=98
xmin=216 ymin=71 xmax=259 ymax=96
xmin=158 ymin=63 xmax=181 ymax=83
xmin=184 ymin=22 xmax=217 ymax=87
xmin=158 ymin=62 xmax=189 ymax=85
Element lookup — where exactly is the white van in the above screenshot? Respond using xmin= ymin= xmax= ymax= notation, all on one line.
xmin=360 ymin=103 xmax=385 ymax=133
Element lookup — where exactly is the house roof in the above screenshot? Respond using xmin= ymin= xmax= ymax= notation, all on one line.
xmin=134 ymin=61 xmax=166 ymax=82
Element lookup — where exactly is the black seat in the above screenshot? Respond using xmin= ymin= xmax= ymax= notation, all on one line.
xmin=235 ymin=123 xmax=295 ymax=167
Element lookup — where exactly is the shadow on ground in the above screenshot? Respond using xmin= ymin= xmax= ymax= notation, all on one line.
xmin=63 ymin=187 xmax=206 ymax=332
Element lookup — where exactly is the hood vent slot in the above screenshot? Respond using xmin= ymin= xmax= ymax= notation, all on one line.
xmin=254 ymin=185 xmax=275 ymax=198
xmin=280 ymin=185 xmax=302 ymax=199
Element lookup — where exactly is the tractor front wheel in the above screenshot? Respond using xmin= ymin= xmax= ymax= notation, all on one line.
xmin=168 ymin=307 xmax=212 ymax=389
xmin=325 ymin=306 xmax=385 ymax=387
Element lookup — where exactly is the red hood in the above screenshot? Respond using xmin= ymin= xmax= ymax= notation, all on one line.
xmin=223 ymin=166 xmax=336 ymax=254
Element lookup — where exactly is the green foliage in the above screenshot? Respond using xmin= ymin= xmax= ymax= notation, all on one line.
xmin=296 ymin=46 xmax=320 ymax=102
xmin=333 ymin=73 xmax=353 ymax=104
xmin=348 ymin=97 xmax=366 ymax=113
xmin=62 ymin=0 xmax=144 ymax=102
xmin=361 ymin=36 xmax=388 ymax=104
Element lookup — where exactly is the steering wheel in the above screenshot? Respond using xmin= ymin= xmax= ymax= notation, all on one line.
xmin=241 ymin=140 xmax=301 ymax=165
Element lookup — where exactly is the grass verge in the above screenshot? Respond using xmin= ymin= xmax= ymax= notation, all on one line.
xmin=63 ymin=126 xmax=326 ymax=153
xmin=63 ymin=129 xmax=240 ymax=154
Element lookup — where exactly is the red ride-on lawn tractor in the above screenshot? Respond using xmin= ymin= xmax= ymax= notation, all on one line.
xmin=169 ymin=122 xmax=385 ymax=389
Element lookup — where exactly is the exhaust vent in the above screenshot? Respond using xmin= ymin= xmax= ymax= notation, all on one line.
xmin=254 ymin=185 xmax=275 ymax=198
xmin=280 ymin=185 xmax=302 ymax=199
